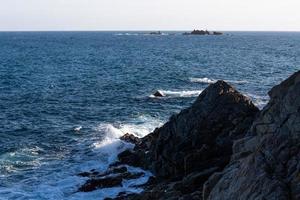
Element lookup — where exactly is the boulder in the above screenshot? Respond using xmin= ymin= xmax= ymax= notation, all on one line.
xmin=204 ymin=71 xmax=300 ymax=200
xmin=120 ymin=133 xmax=141 ymax=145
xmin=153 ymin=90 xmax=165 ymax=97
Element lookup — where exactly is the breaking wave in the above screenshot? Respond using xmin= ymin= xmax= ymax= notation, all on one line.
xmin=149 ymin=89 xmax=203 ymax=98
xmin=190 ymin=77 xmax=248 ymax=84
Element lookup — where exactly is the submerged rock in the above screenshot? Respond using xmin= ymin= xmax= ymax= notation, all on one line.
xmin=204 ymin=71 xmax=300 ymax=200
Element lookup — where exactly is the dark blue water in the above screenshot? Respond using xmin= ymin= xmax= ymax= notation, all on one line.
xmin=0 ymin=31 xmax=299 ymax=199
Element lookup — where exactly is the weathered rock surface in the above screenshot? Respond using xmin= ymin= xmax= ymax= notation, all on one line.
xmin=120 ymin=133 xmax=141 ymax=145
xmin=137 ymin=81 xmax=258 ymax=179
xmin=153 ymin=90 xmax=165 ymax=97
xmin=78 ymin=71 xmax=300 ymax=199
xmin=78 ymin=166 xmax=145 ymax=192
xmin=115 ymin=80 xmax=259 ymax=199
xmin=204 ymin=71 xmax=300 ymax=200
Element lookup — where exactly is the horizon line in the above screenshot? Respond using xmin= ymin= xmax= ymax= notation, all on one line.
xmin=0 ymin=29 xmax=300 ymax=32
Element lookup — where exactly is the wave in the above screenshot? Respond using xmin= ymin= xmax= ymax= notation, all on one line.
xmin=114 ymin=33 xmax=171 ymax=36
xmin=0 ymin=115 xmax=161 ymax=200
xmin=114 ymin=33 xmax=140 ymax=36
xmin=190 ymin=77 xmax=248 ymax=84
xmin=245 ymin=93 xmax=269 ymax=109
xmin=149 ymin=89 xmax=203 ymax=98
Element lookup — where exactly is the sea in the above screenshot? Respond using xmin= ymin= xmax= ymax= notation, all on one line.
xmin=0 ymin=31 xmax=299 ymax=199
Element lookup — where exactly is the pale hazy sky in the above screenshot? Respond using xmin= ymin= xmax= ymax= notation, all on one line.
xmin=1 ymin=0 xmax=300 ymax=31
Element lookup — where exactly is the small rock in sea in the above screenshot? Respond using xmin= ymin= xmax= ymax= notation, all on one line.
xmin=153 ymin=90 xmax=165 ymax=97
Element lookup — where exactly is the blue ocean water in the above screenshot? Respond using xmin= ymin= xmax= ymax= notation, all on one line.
xmin=0 ymin=31 xmax=299 ymax=199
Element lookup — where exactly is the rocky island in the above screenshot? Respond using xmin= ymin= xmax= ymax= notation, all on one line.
xmin=78 ymin=70 xmax=300 ymax=200
xmin=183 ymin=30 xmax=223 ymax=35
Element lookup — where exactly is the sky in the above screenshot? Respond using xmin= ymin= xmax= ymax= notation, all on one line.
xmin=0 ymin=0 xmax=300 ymax=31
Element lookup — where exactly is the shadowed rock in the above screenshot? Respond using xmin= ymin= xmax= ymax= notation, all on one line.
xmin=137 ymin=80 xmax=259 ymax=179
xmin=79 ymin=176 xmax=123 ymax=192
xmin=120 ymin=133 xmax=141 ymax=145
xmin=153 ymin=90 xmax=165 ymax=97
xmin=204 ymin=71 xmax=300 ymax=200
xmin=115 ymin=80 xmax=259 ymax=199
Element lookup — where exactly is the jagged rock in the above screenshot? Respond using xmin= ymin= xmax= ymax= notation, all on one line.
xmin=153 ymin=90 xmax=165 ymax=97
xmin=191 ymin=30 xmax=210 ymax=35
xmin=116 ymin=80 xmax=258 ymax=199
xmin=118 ymin=149 xmax=142 ymax=167
xmin=120 ymin=133 xmax=141 ymax=145
xmin=204 ymin=71 xmax=300 ymax=200
xmin=79 ymin=176 xmax=123 ymax=192
xmin=138 ymin=81 xmax=258 ymax=179
xmin=78 ymin=170 xmax=144 ymax=192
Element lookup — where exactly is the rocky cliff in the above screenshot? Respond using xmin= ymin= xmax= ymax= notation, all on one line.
xmin=204 ymin=71 xmax=300 ymax=200
xmin=136 ymin=81 xmax=258 ymax=178
xmin=116 ymin=81 xmax=259 ymax=199
xmin=78 ymin=70 xmax=300 ymax=200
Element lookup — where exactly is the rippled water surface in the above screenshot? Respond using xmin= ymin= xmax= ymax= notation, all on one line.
xmin=0 ymin=31 xmax=299 ymax=199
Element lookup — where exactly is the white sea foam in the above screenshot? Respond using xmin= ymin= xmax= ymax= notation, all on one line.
xmin=189 ymin=77 xmax=217 ymax=84
xmin=0 ymin=115 xmax=161 ymax=200
xmin=245 ymin=93 xmax=269 ymax=109
xmin=149 ymin=89 xmax=203 ymax=98
xmin=74 ymin=126 xmax=82 ymax=132
xmin=115 ymin=32 xmax=170 ymax=36
xmin=114 ymin=33 xmax=139 ymax=36
xmin=190 ymin=77 xmax=248 ymax=84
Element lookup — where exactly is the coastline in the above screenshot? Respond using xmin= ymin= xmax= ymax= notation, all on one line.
xmin=78 ymin=70 xmax=300 ymax=200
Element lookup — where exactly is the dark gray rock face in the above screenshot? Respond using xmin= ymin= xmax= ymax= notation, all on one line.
xmin=139 ymin=80 xmax=258 ymax=179
xmin=78 ymin=166 xmax=145 ymax=192
xmin=153 ymin=90 xmax=165 ymax=97
xmin=114 ymin=81 xmax=258 ymax=199
xmin=204 ymin=71 xmax=300 ymax=200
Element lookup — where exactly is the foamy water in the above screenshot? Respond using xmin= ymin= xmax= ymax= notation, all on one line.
xmin=0 ymin=116 xmax=162 ymax=200
xmin=190 ymin=77 xmax=248 ymax=84
xmin=149 ymin=89 xmax=203 ymax=98
xmin=1 ymin=31 xmax=298 ymax=200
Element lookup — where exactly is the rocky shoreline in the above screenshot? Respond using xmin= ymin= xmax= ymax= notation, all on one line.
xmin=78 ymin=71 xmax=300 ymax=200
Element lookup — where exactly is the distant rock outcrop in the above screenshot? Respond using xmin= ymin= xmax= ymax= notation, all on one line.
xmin=204 ymin=71 xmax=300 ymax=200
xmin=191 ymin=30 xmax=210 ymax=35
xmin=149 ymin=31 xmax=162 ymax=35
xmin=183 ymin=30 xmax=223 ymax=36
